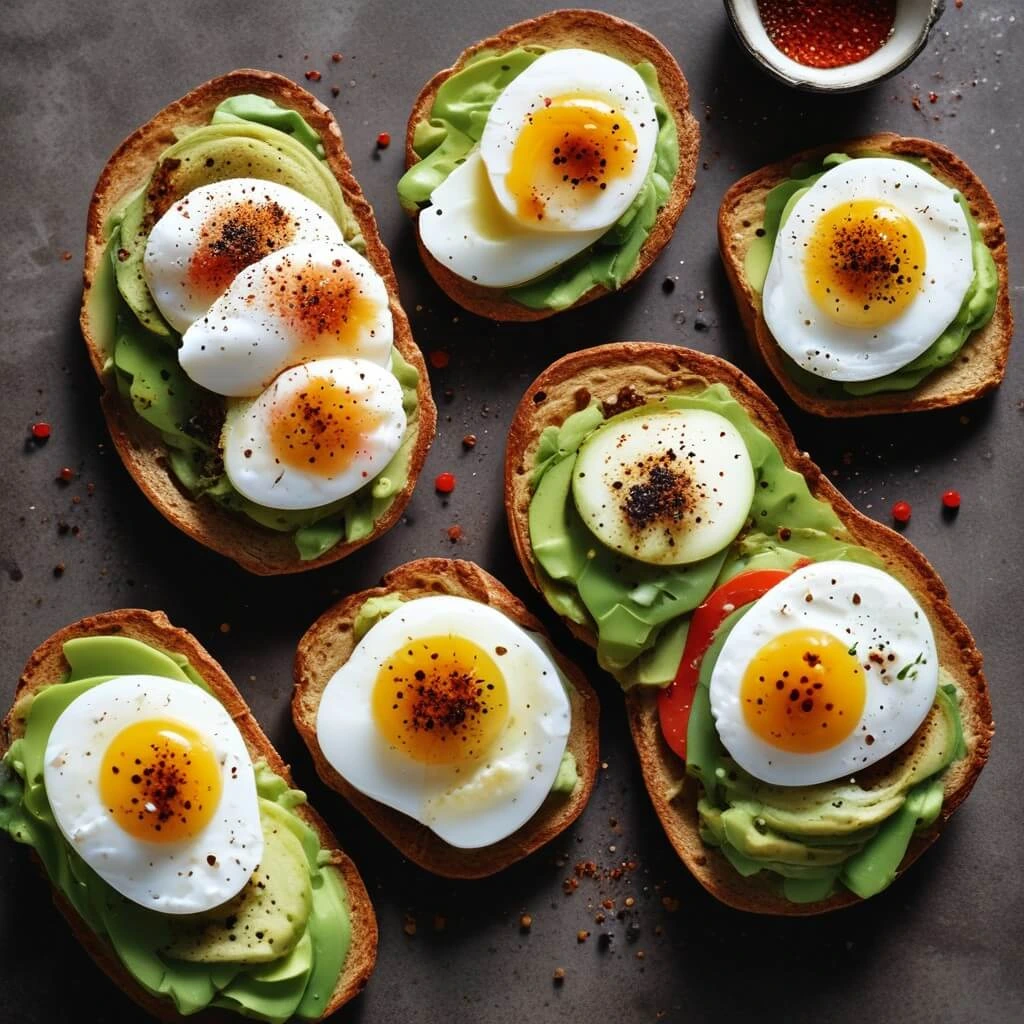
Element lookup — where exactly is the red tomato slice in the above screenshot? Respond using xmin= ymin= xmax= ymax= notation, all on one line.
xmin=657 ymin=563 xmax=809 ymax=760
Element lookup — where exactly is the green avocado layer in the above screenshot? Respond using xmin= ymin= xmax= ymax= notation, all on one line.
xmin=744 ymin=152 xmax=999 ymax=398
xmin=0 ymin=636 xmax=350 ymax=1023
xmin=96 ymin=96 xmax=421 ymax=561
xmin=350 ymin=593 xmax=579 ymax=797
xmin=686 ymin=607 xmax=966 ymax=903
xmin=527 ymin=384 xmax=881 ymax=686
xmin=396 ymin=46 xmax=679 ymax=312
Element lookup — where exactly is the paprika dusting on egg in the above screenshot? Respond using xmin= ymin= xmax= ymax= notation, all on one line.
xmin=756 ymin=0 xmax=898 ymax=70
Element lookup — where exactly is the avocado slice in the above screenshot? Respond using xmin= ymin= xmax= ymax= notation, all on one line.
xmin=163 ymin=801 xmax=313 ymax=964
xmin=112 ymin=203 xmax=173 ymax=339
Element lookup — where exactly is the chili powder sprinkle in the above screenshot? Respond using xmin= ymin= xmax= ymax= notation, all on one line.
xmin=756 ymin=0 xmax=897 ymax=70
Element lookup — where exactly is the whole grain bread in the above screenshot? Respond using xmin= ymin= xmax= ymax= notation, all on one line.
xmin=503 ymin=342 xmax=993 ymax=914
xmin=292 ymin=557 xmax=600 ymax=879
xmin=0 ymin=609 xmax=377 ymax=1021
xmin=718 ymin=133 xmax=1013 ymax=416
xmin=80 ymin=70 xmax=436 ymax=574
xmin=402 ymin=8 xmax=700 ymax=321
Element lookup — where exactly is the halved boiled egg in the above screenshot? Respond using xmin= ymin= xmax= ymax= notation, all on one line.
xmin=221 ymin=356 xmax=406 ymax=511
xmin=143 ymin=178 xmax=344 ymax=333
xmin=43 ymin=675 xmax=262 ymax=914
xmin=572 ymin=409 xmax=755 ymax=565
xmin=315 ymin=595 xmax=572 ymax=849
xmin=763 ymin=158 xmax=974 ymax=381
xmin=179 ymin=241 xmax=394 ymax=397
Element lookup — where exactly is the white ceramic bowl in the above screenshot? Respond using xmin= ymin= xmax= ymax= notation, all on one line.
xmin=724 ymin=0 xmax=945 ymax=93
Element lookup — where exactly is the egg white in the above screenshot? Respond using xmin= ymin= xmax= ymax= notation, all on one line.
xmin=179 ymin=241 xmax=393 ymax=398
xmin=143 ymin=178 xmax=344 ymax=333
xmin=709 ymin=561 xmax=938 ymax=786
xmin=43 ymin=675 xmax=263 ymax=914
xmin=763 ymin=158 xmax=974 ymax=382
xmin=315 ymin=595 xmax=572 ymax=849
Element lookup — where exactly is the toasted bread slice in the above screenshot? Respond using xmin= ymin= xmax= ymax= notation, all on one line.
xmin=402 ymin=9 xmax=700 ymax=321
xmin=292 ymin=558 xmax=600 ymax=879
xmin=719 ymin=133 xmax=1013 ymax=416
xmin=80 ymin=70 xmax=436 ymax=574
xmin=0 ymin=609 xmax=377 ymax=1021
xmin=504 ymin=342 xmax=993 ymax=913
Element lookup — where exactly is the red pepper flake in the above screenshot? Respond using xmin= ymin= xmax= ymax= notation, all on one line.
xmin=942 ymin=489 xmax=961 ymax=510
xmin=60 ymin=251 xmax=73 ymax=262
xmin=892 ymin=500 xmax=912 ymax=524
xmin=461 ymin=434 xmax=477 ymax=450
xmin=757 ymin=0 xmax=897 ymax=69
xmin=435 ymin=472 xmax=456 ymax=494
xmin=552 ymin=967 xmax=566 ymax=984
xmin=376 ymin=131 xmax=391 ymax=149
xmin=543 ymin=97 xmax=552 ymax=107
xmin=304 ymin=70 xmax=322 ymax=82
xmin=31 ymin=421 xmax=51 ymax=441
xmin=519 ymin=914 xmax=533 ymax=932
xmin=428 ymin=349 xmax=450 ymax=369
xmin=331 ymin=52 xmax=342 ymax=63
xmin=928 ymin=91 xmax=939 ymax=104
xmin=447 ymin=525 xmax=462 ymax=543
xmin=912 ymin=95 xmax=923 ymax=112
xmin=57 ymin=467 xmax=74 ymax=483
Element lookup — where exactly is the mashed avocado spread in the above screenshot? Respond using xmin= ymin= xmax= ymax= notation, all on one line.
xmin=93 ymin=96 xmax=422 ymax=560
xmin=396 ymin=47 xmax=679 ymax=311
xmin=745 ymin=152 xmax=998 ymax=398
xmin=0 ymin=635 xmax=350 ymax=1023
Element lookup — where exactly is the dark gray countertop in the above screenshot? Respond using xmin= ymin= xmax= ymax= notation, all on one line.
xmin=1 ymin=2 xmax=1021 ymax=1022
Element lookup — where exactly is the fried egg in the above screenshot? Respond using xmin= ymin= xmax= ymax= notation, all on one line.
xmin=763 ymin=158 xmax=973 ymax=381
xmin=43 ymin=675 xmax=263 ymax=914
xmin=143 ymin=178 xmax=344 ymax=333
xmin=315 ymin=595 xmax=572 ymax=849
xmin=179 ymin=241 xmax=394 ymax=397
xmin=709 ymin=561 xmax=938 ymax=786
xmin=572 ymin=409 xmax=755 ymax=565
xmin=221 ymin=356 xmax=406 ymax=510
xmin=419 ymin=48 xmax=658 ymax=288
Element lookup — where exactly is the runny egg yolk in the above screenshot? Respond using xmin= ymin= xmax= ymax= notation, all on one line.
xmin=268 ymin=376 xmax=383 ymax=478
xmin=507 ymin=94 xmax=639 ymax=223
xmin=371 ymin=635 xmax=509 ymax=765
xmin=805 ymin=199 xmax=926 ymax=328
xmin=99 ymin=719 xmax=222 ymax=843
xmin=740 ymin=630 xmax=865 ymax=754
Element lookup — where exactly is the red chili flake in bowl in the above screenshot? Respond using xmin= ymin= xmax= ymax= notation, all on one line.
xmin=892 ymin=500 xmax=912 ymax=524
xmin=376 ymin=132 xmax=391 ymax=149
xmin=435 ymin=472 xmax=456 ymax=494
xmin=756 ymin=0 xmax=897 ymax=69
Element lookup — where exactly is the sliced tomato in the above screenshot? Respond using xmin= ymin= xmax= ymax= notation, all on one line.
xmin=657 ymin=563 xmax=810 ymax=760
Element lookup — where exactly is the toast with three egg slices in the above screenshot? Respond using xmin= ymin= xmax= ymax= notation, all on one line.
xmin=80 ymin=70 xmax=436 ymax=574
xmin=1 ymin=608 xmax=377 ymax=1021
xmin=503 ymin=342 xmax=993 ymax=914
xmin=718 ymin=133 xmax=1013 ymax=417
xmin=291 ymin=558 xmax=600 ymax=879
xmin=401 ymin=8 xmax=701 ymax=321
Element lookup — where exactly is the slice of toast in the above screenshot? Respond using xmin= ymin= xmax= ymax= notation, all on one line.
xmin=504 ymin=342 xmax=993 ymax=913
xmin=80 ymin=70 xmax=436 ymax=574
xmin=292 ymin=557 xmax=600 ymax=879
xmin=402 ymin=9 xmax=700 ymax=321
xmin=718 ymin=133 xmax=1013 ymax=416
xmin=1 ymin=609 xmax=377 ymax=1020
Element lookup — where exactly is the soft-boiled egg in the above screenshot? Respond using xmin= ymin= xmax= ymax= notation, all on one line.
xmin=763 ymin=158 xmax=974 ymax=381
xmin=143 ymin=178 xmax=344 ymax=333
xmin=571 ymin=409 xmax=755 ymax=565
xmin=43 ymin=675 xmax=263 ymax=914
xmin=179 ymin=241 xmax=394 ymax=397
xmin=221 ymin=356 xmax=406 ymax=511
xmin=419 ymin=48 xmax=658 ymax=288
xmin=709 ymin=561 xmax=938 ymax=786
xmin=315 ymin=595 xmax=572 ymax=849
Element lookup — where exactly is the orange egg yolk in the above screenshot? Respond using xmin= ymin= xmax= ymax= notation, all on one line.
xmin=269 ymin=375 xmax=383 ymax=478
xmin=371 ymin=635 xmax=509 ymax=765
xmin=805 ymin=199 xmax=925 ymax=328
xmin=506 ymin=94 xmax=639 ymax=223
xmin=740 ymin=629 xmax=865 ymax=754
xmin=100 ymin=719 xmax=222 ymax=843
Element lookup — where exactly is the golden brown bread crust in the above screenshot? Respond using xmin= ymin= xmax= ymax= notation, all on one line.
xmin=291 ymin=558 xmax=600 ymax=879
xmin=718 ymin=133 xmax=1013 ymax=416
xmin=503 ymin=342 xmax=993 ymax=914
xmin=401 ymin=8 xmax=700 ymax=321
xmin=80 ymin=69 xmax=436 ymax=574
xmin=1 ymin=610 xmax=377 ymax=1021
